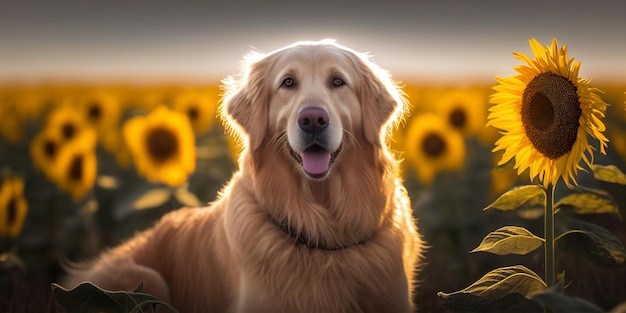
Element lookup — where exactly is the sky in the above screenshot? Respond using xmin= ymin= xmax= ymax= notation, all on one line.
xmin=1 ymin=0 xmax=625 ymax=85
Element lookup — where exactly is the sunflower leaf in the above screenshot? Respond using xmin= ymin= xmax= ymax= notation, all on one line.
xmin=174 ymin=187 xmax=202 ymax=207
xmin=484 ymin=185 xmax=545 ymax=211
xmin=591 ymin=164 xmax=626 ymax=185
xmin=96 ymin=175 xmax=121 ymax=189
xmin=132 ymin=188 xmax=173 ymax=210
xmin=516 ymin=196 xmax=545 ymax=220
xmin=555 ymin=191 xmax=619 ymax=215
xmin=52 ymin=282 xmax=178 ymax=313
xmin=438 ymin=265 xmax=546 ymax=312
xmin=0 ymin=250 xmax=26 ymax=271
xmin=471 ymin=226 xmax=544 ymax=255
xmin=555 ymin=222 xmax=626 ymax=268
xmin=531 ymin=287 xmax=605 ymax=313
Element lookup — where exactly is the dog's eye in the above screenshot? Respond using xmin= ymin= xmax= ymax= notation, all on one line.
xmin=332 ymin=77 xmax=346 ymax=87
xmin=281 ymin=77 xmax=296 ymax=88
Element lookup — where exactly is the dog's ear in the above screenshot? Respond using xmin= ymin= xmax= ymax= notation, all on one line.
xmin=351 ymin=52 xmax=408 ymax=147
xmin=219 ymin=51 xmax=272 ymax=151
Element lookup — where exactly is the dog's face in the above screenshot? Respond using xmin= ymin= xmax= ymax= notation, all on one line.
xmin=222 ymin=40 xmax=405 ymax=180
xmin=268 ymin=45 xmax=361 ymax=179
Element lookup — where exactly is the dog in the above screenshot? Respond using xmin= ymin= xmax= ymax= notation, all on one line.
xmin=62 ymin=39 xmax=423 ymax=313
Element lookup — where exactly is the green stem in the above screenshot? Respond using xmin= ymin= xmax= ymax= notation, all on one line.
xmin=544 ymin=183 xmax=555 ymax=287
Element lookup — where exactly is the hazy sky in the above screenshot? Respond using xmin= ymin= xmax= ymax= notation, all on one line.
xmin=1 ymin=0 xmax=625 ymax=84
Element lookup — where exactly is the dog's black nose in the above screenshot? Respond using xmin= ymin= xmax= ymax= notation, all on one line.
xmin=298 ymin=107 xmax=329 ymax=134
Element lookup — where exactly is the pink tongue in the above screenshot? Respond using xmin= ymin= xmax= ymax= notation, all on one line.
xmin=300 ymin=151 xmax=331 ymax=175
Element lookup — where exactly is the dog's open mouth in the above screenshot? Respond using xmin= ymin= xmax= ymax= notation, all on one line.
xmin=289 ymin=144 xmax=341 ymax=179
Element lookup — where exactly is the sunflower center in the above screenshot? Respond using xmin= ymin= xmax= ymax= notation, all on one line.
xmin=146 ymin=127 xmax=179 ymax=163
xmin=521 ymin=72 xmax=581 ymax=160
xmin=69 ymin=155 xmax=84 ymax=181
xmin=7 ymin=197 xmax=17 ymax=226
xmin=422 ymin=133 xmax=446 ymax=157
xmin=62 ymin=123 xmax=76 ymax=140
xmin=44 ymin=140 xmax=57 ymax=159
xmin=449 ymin=107 xmax=467 ymax=129
xmin=187 ymin=106 xmax=199 ymax=121
xmin=88 ymin=102 xmax=102 ymax=121
xmin=528 ymin=93 xmax=554 ymax=130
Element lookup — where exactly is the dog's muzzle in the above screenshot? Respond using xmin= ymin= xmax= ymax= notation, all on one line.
xmin=289 ymin=107 xmax=341 ymax=179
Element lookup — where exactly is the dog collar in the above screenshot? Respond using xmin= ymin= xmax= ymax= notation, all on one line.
xmin=267 ymin=213 xmax=371 ymax=251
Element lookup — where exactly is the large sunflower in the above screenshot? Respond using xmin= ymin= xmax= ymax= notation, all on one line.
xmin=404 ymin=113 xmax=466 ymax=186
xmin=0 ymin=177 xmax=28 ymax=238
xmin=123 ymin=105 xmax=196 ymax=187
xmin=488 ymin=38 xmax=608 ymax=188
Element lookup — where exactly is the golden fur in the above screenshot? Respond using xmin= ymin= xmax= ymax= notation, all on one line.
xmin=62 ymin=39 xmax=423 ymax=313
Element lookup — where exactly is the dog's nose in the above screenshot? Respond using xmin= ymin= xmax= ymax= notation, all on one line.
xmin=298 ymin=107 xmax=329 ymax=134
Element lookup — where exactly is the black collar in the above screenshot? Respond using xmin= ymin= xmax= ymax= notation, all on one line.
xmin=267 ymin=213 xmax=371 ymax=251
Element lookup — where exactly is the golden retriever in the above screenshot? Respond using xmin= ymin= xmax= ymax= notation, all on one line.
xmin=62 ymin=39 xmax=423 ymax=313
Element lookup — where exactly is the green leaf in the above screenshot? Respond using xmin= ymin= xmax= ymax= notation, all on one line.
xmin=555 ymin=191 xmax=619 ymax=215
xmin=516 ymin=196 xmax=545 ymax=220
xmin=471 ymin=226 xmax=544 ymax=255
xmin=132 ymin=188 xmax=173 ymax=210
xmin=0 ymin=250 xmax=26 ymax=271
xmin=96 ymin=175 xmax=121 ymax=189
xmin=438 ymin=265 xmax=547 ymax=312
xmin=592 ymin=164 xmax=626 ymax=185
xmin=556 ymin=221 xmax=626 ymax=268
xmin=532 ymin=286 xmax=605 ymax=313
xmin=174 ymin=186 xmax=202 ymax=207
xmin=52 ymin=282 xmax=177 ymax=313
xmin=484 ymin=185 xmax=545 ymax=211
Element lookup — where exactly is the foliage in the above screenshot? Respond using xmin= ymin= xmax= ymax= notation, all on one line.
xmin=53 ymin=282 xmax=178 ymax=313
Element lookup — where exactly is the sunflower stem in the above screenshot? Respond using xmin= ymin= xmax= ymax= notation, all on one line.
xmin=544 ymin=183 xmax=556 ymax=288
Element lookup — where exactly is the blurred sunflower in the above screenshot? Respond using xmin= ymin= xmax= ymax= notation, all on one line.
xmin=46 ymin=105 xmax=91 ymax=143
xmin=78 ymin=90 xmax=122 ymax=142
xmin=404 ymin=113 xmax=466 ymax=185
xmin=488 ymin=38 xmax=608 ymax=188
xmin=0 ymin=100 xmax=24 ymax=143
xmin=124 ymin=105 xmax=196 ymax=187
xmin=0 ymin=87 xmax=51 ymax=142
xmin=0 ymin=177 xmax=28 ymax=238
xmin=30 ymin=126 xmax=64 ymax=181
xmin=101 ymin=129 xmax=133 ymax=169
xmin=54 ymin=130 xmax=98 ymax=200
xmin=489 ymin=151 xmax=519 ymax=200
xmin=435 ymin=88 xmax=487 ymax=137
xmin=172 ymin=87 xmax=218 ymax=135
xmin=608 ymin=129 xmax=626 ymax=165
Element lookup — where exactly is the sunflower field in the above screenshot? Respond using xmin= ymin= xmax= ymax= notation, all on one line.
xmin=2 ymin=38 xmax=626 ymax=312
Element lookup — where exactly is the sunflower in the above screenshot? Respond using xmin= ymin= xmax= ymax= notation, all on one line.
xmin=53 ymin=130 xmax=98 ymax=200
xmin=404 ymin=113 xmax=466 ymax=185
xmin=101 ymin=129 xmax=133 ymax=169
xmin=488 ymin=38 xmax=608 ymax=188
xmin=78 ymin=89 xmax=122 ymax=139
xmin=0 ymin=100 xmax=24 ymax=143
xmin=46 ymin=105 xmax=91 ymax=143
xmin=124 ymin=105 xmax=196 ymax=187
xmin=0 ymin=177 xmax=28 ymax=238
xmin=172 ymin=86 xmax=218 ymax=136
xmin=435 ymin=88 xmax=487 ymax=138
xmin=0 ymin=86 xmax=51 ymax=143
xmin=30 ymin=126 xmax=64 ymax=182
xmin=489 ymin=151 xmax=520 ymax=200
